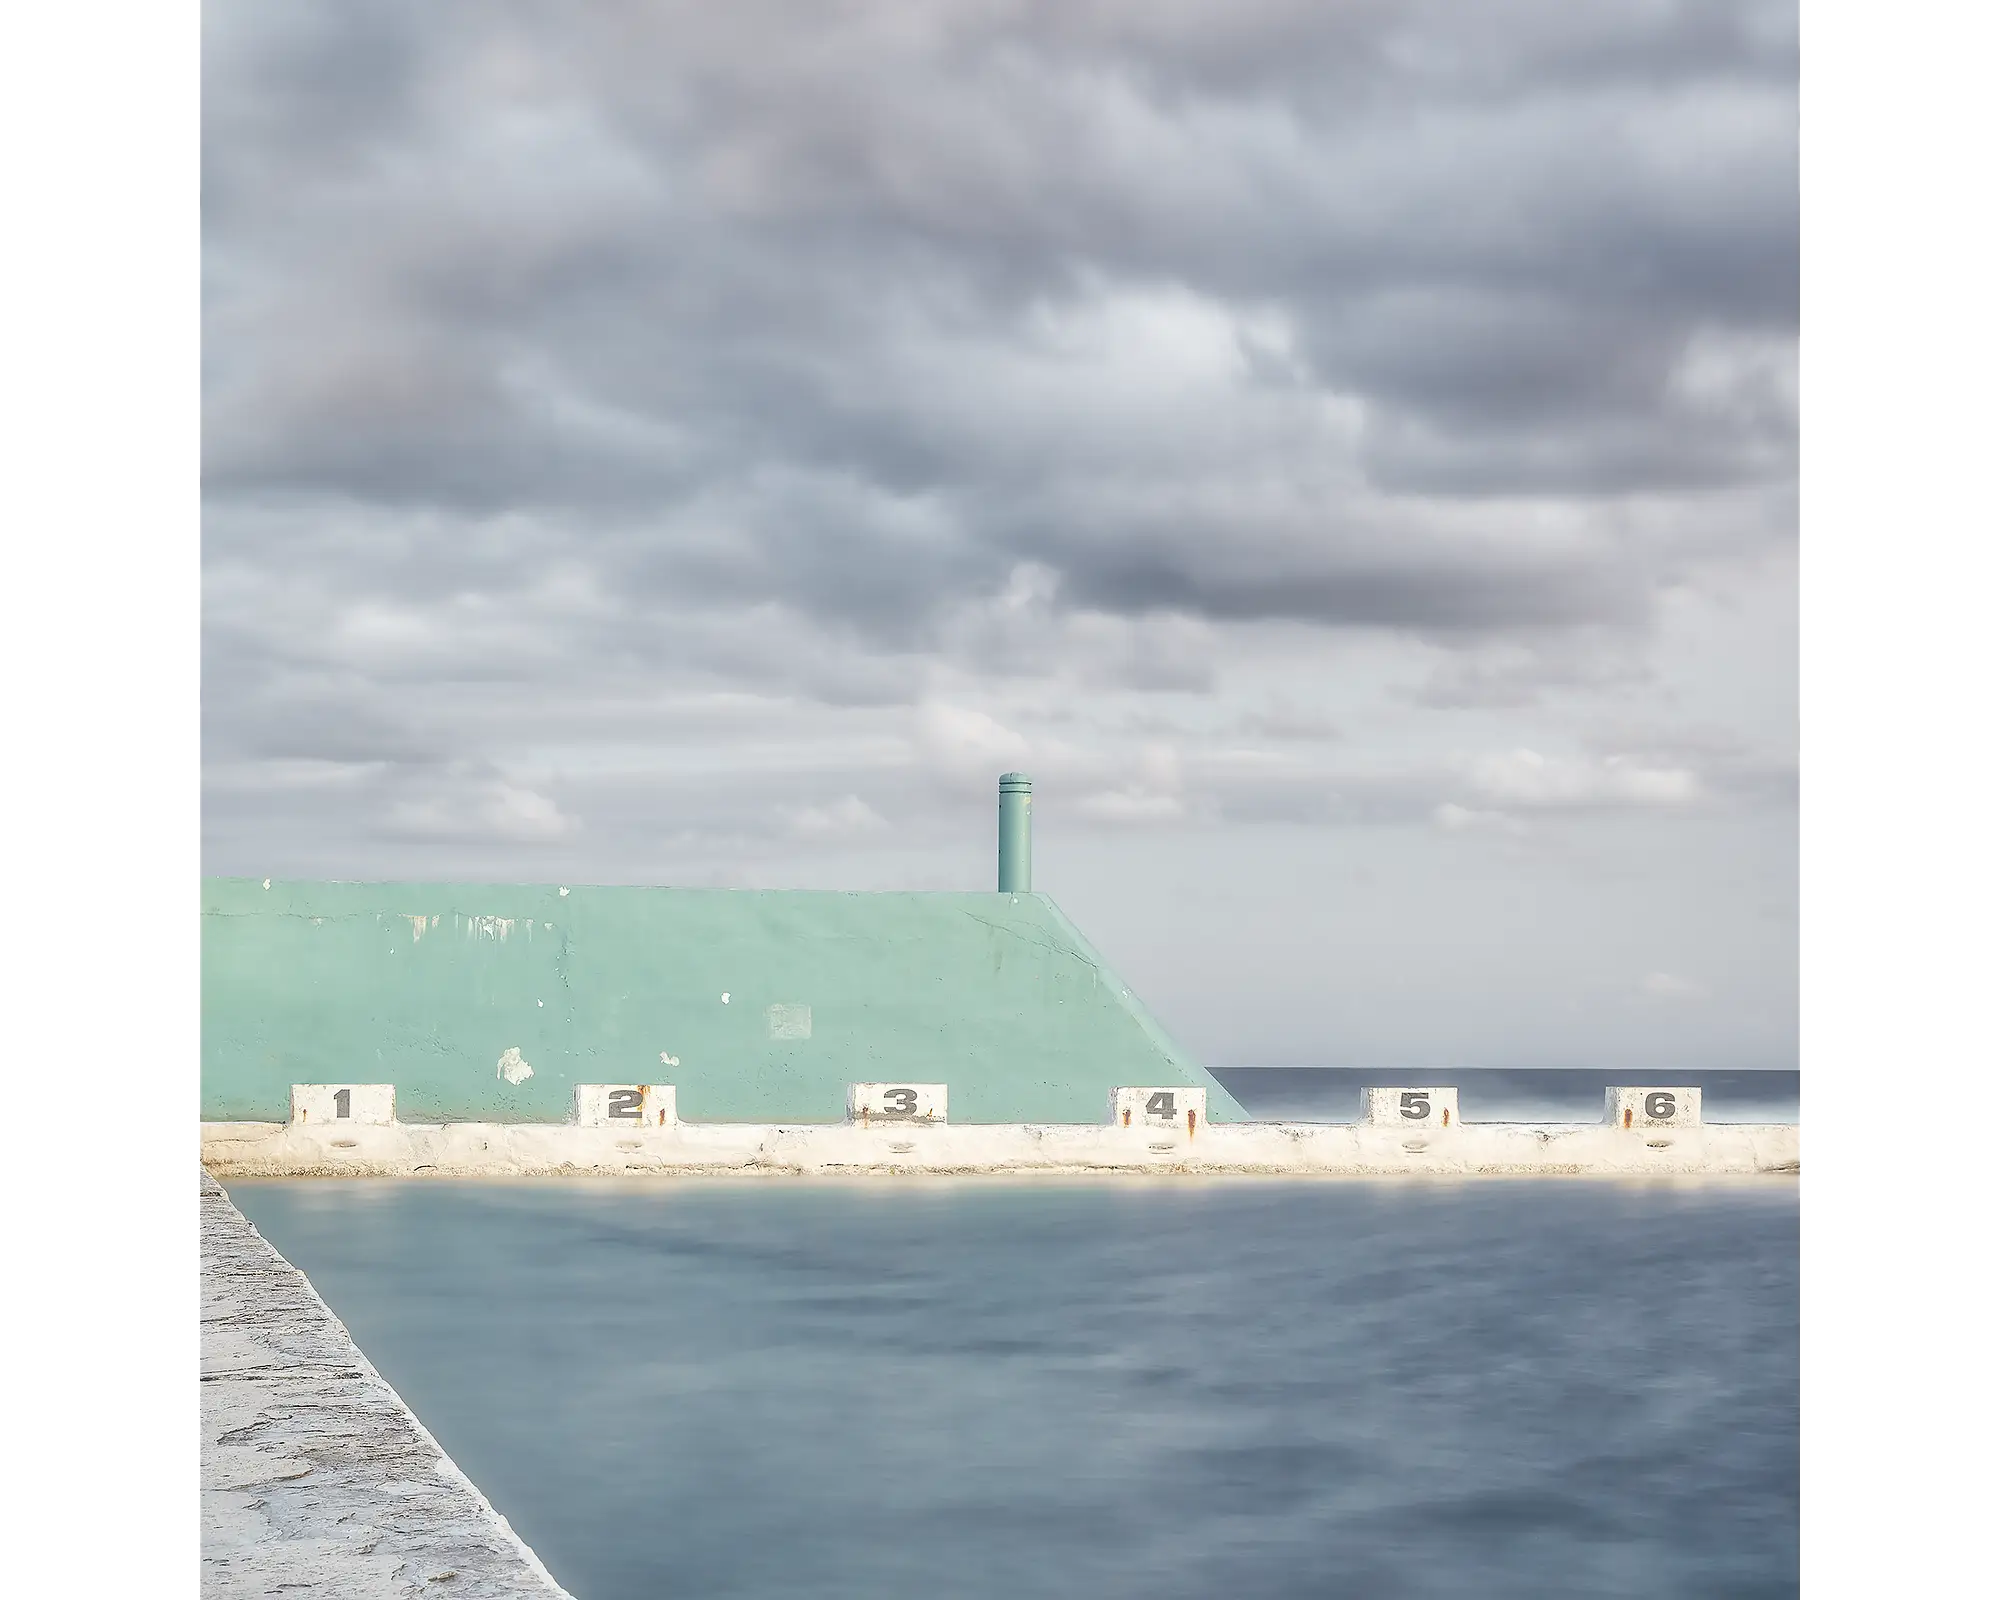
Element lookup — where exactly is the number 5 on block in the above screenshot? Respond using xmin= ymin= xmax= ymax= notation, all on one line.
xmin=1110 ymin=1087 xmax=1208 ymax=1131
xmin=1360 ymin=1087 xmax=1459 ymax=1128
xmin=291 ymin=1084 xmax=395 ymax=1125
xmin=847 ymin=1083 xmax=946 ymax=1124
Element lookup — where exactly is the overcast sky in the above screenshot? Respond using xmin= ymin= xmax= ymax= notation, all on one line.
xmin=203 ymin=0 xmax=1797 ymax=1070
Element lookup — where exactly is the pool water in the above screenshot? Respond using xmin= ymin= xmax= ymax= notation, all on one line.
xmin=231 ymin=1179 xmax=1798 ymax=1599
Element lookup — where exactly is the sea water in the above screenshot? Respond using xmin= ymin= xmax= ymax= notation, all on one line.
xmin=231 ymin=1178 xmax=1798 ymax=1598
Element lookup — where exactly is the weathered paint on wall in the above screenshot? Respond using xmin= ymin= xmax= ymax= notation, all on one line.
xmin=202 ymin=880 xmax=1248 ymax=1125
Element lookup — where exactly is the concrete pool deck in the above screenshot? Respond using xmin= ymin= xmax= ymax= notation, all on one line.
xmin=201 ymin=1119 xmax=1800 ymax=1179
xmin=201 ymin=1170 xmax=572 ymax=1598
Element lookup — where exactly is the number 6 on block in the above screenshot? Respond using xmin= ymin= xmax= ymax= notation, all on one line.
xmin=1360 ymin=1087 xmax=1459 ymax=1128
xmin=847 ymin=1083 xmax=946 ymax=1124
xmin=573 ymin=1084 xmax=678 ymax=1128
xmin=1604 ymin=1087 xmax=1701 ymax=1129
xmin=291 ymin=1084 xmax=395 ymax=1125
xmin=1110 ymin=1087 xmax=1208 ymax=1131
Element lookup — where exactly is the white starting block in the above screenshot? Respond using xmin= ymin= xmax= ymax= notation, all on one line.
xmin=573 ymin=1084 xmax=678 ymax=1128
xmin=1111 ymin=1087 xmax=1207 ymax=1132
xmin=1604 ymin=1086 xmax=1701 ymax=1129
xmin=291 ymin=1084 xmax=396 ymax=1126
xmin=1360 ymin=1087 xmax=1459 ymax=1129
xmin=848 ymin=1083 xmax=946 ymax=1124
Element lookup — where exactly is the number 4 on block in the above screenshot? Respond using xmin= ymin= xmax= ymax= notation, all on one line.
xmin=1110 ymin=1087 xmax=1209 ymax=1130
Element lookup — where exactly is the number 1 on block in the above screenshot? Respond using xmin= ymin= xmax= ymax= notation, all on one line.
xmin=290 ymin=1084 xmax=396 ymax=1125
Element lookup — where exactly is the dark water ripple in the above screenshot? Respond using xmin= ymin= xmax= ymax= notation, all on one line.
xmin=232 ymin=1180 xmax=1798 ymax=1600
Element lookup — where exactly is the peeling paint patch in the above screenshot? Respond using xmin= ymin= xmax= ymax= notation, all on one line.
xmin=558 ymin=887 xmax=569 ymax=897
xmin=262 ymin=878 xmax=271 ymax=890
xmin=403 ymin=914 xmax=438 ymax=942
xmin=659 ymin=1053 xmax=680 ymax=1067
xmin=463 ymin=916 xmax=526 ymax=942
xmin=767 ymin=1003 xmax=812 ymax=1040
xmin=497 ymin=1047 xmax=533 ymax=1085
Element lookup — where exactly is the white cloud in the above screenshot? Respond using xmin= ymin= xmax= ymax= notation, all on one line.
xmin=782 ymin=794 xmax=889 ymax=840
xmin=913 ymin=701 xmax=1033 ymax=777
xmin=1075 ymin=741 xmax=1189 ymax=825
xmin=1640 ymin=971 xmax=1705 ymax=1000
xmin=1468 ymin=748 xmax=1703 ymax=810
xmin=386 ymin=780 xmax=577 ymax=842
xmin=1076 ymin=789 xmax=1188 ymax=824
xmin=1431 ymin=802 xmax=1523 ymax=835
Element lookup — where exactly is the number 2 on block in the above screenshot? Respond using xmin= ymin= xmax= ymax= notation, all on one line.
xmin=607 ymin=1089 xmax=644 ymax=1119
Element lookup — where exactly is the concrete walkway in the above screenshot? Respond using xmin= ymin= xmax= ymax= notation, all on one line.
xmin=202 ymin=1118 xmax=1800 ymax=1180
xmin=201 ymin=1170 xmax=572 ymax=1598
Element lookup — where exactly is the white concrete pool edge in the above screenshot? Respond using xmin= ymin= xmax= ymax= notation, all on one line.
xmin=201 ymin=1170 xmax=575 ymax=1598
xmin=201 ymin=1120 xmax=1800 ymax=1179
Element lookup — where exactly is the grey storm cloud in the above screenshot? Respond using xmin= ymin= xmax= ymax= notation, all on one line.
xmin=205 ymin=0 xmax=1795 ymax=646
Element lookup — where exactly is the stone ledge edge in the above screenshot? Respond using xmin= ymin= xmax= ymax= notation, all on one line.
xmin=201 ymin=1122 xmax=1800 ymax=1179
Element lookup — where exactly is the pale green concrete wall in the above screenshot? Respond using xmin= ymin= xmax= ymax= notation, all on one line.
xmin=202 ymin=880 xmax=1248 ymax=1125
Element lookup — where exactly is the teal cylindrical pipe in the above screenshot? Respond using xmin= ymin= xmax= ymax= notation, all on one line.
xmin=997 ymin=773 xmax=1032 ymax=892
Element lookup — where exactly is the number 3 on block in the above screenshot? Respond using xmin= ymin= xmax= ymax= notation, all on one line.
xmin=1110 ymin=1087 xmax=1208 ymax=1131
xmin=847 ymin=1083 xmax=947 ymax=1124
